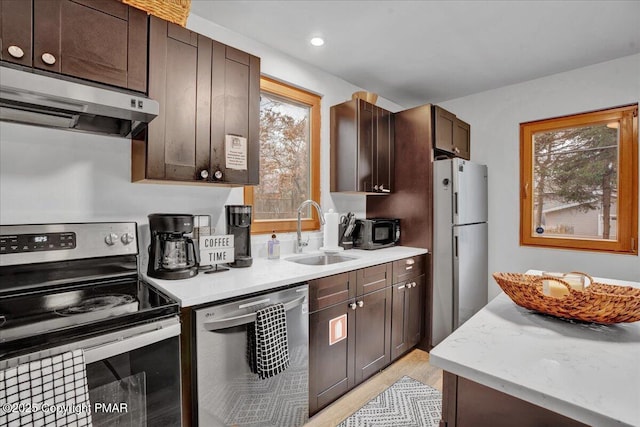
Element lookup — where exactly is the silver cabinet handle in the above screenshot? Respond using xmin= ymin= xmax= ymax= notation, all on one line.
xmin=7 ymin=45 xmax=24 ymax=59
xmin=373 ymin=185 xmax=379 ymax=191
xmin=406 ymin=258 xmax=415 ymax=265
xmin=41 ymin=52 xmax=56 ymax=65
xmin=350 ymin=302 xmax=357 ymax=310
xmin=214 ymin=170 xmax=223 ymax=180
xmin=357 ymin=300 xmax=364 ymax=308
xmin=204 ymin=295 xmax=306 ymax=331
xmin=200 ymin=169 xmax=209 ymax=179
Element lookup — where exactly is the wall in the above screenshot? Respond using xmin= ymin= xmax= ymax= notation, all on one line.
xmin=438 ymin=54 xmax=640 ymax=296
xmin=0 ymin=13 xmax=402 ymax=258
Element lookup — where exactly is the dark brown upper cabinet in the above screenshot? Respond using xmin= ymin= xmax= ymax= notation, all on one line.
xmin=331 ymin=99 xmax=394 ymax=193
xmin=0 ymin=0 xmax=147 ymax=92
xmin=0 ymin=0 xmax=33 ymax=67
xmin=434 ymin=105 xmax=471 ymax=160
xmin=132 ymin=16 xmax=260 ymax=185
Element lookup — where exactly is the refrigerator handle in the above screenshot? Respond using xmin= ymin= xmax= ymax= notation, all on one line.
xmin=454 ymin=235 xmax=459 ymax=258
xmin=454 ymin=192 xmax=458 ymax=215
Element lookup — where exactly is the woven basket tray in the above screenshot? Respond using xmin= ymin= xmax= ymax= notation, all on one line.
xmin=493 ymin=272 xmax=640 ymax=324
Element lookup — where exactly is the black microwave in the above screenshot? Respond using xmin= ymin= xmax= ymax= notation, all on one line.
xmin=353 ymin=218 xmax=400 ymax=250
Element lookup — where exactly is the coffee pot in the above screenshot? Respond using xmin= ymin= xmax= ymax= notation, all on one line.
xmin=148 ymin=213 xmax=199 ymax=279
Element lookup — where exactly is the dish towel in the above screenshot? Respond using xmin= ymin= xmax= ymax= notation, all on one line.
xmin=254 ymin=303 xmax=290 ymax=379
xmin=0 ymin=349 xmax=92 ymax=427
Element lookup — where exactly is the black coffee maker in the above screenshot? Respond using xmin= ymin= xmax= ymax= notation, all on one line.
xmin=226 ymin=205 xmax=252 ymax=268
xmin=148 ymin=213 xmax=199 ymax=279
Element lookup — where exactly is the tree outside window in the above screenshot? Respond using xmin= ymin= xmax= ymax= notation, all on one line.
xmin=244 ymin=77 xmax=321 ymax=234
xmin=520 ymin=104 xmax=638 ymax=254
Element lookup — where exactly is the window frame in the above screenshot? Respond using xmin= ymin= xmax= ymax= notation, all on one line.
xmin=244 ymin=76 xmax=321 ymax=235
xmin=519 ymin=104 xmax=638 ymax=254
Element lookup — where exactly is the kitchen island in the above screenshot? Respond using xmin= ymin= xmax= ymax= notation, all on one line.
xmin=430 ymin=272 xmax=640 ymax=427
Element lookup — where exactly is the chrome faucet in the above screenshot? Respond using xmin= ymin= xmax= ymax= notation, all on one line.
xmin=296 ymin=200 xmax=325 ymax=253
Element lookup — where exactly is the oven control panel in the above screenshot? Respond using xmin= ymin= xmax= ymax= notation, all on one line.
xmin=0 ymin=222 xmax=138 ymax=266
xmin=0 ymin=232 xmax=76 ymax=254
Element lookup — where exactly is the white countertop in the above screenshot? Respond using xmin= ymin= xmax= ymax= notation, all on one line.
xmin=144 ymin=246 xmax=428 ymax=307
xmin=430 ymin=271 xmax=640 ymax=427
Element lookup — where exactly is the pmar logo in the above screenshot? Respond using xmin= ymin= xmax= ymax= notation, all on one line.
xmin=94 ymin=402 xmax=128 ymax=413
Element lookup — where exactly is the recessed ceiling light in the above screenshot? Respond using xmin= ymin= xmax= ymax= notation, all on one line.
xmin=310 ymin=37 xmax=324 ymax=47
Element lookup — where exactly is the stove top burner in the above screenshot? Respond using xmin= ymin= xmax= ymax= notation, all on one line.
xmin=0 ymin=222 xmax=179 ymax=360
xmin=55 ymin=294 xmax=137 ymax=316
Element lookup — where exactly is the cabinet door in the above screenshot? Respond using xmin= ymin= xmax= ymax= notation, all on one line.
xmin=434 ymin=105 xmax=456 ymax=154
xmin=358 ymin=99 xmax=375 ymax=192
xmin=391 ymin=281 xmax=410 ymax=360
xmin=33 ymin=0 xmax=147 ymax=91
xmin=0 ymin=0 xmax=32 ymax=66
xmin=309 ymin=302 xmax=355 ymax=415
xmin=354 ymin=286 xmax=392 ymax=385
xmin=145 ymin=17 xmax=211 ymax=181
xmin=407 ymin=274 xmax=425 ymax=347
xmin=376 ymin=106 xmax=394 ymax=192
xmin=210 ymin=43 xmax=260 ymax=185
xmin=453 ymin=118 xmax=471 ymax=160
xmin=390 ymin=274 xmax=424 ymax=361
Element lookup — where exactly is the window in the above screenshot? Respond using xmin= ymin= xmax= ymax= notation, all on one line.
xmin=520 ymin=104 xmax=638 ymax=254
xmin=244 ymin=77 xmax=321 ymax=234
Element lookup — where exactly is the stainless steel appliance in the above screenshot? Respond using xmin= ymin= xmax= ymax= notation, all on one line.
xmin=226 ymin=205 xmax=252 ymax=267
xmin=148 ymin=213 xmax=199 ymax=280
xmin=0 ymin=65 xmax=158 ymax=137
xmin=0 ymin=222 xmax=182 ymax=426
xmin=193 ymin=284 xmax=309 ymax=426
xmin=352 ymin=218 xmax=400 ymax=249
xmin=432 ymin=158 xmax=488 ymax=346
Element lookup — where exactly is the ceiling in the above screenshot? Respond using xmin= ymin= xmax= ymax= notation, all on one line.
xmin=190 ymin=1 xmax=640 ymax=107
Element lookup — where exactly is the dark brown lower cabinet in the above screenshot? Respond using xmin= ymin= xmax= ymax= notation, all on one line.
xmin=354 ymin=286 xmax=392 ymax=385
xmin=309 ymin=260 xmax=421 ymax=416
xmin=309 ymin=301 xmax=355 ymax=416
xmin=440 ymin=372 xmax=589 ymax=427
xmin=391 ymin=274 xmax=424 ymax=360
xmin=309 ymin=264 xmax=392 ymax=416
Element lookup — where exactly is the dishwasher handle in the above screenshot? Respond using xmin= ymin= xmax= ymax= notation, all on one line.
xmin=204 ymin=294 xmax=306 ymax=331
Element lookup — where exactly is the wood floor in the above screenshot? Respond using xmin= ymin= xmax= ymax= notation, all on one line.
xmin=305 ymin=349 xmax=443 ymax=427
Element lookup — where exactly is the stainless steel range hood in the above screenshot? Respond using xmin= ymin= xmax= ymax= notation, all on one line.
xmin=0 ymin=66 xmax=159 ymax=138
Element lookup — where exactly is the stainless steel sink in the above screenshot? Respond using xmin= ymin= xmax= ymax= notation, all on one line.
xmin=286 ymin=253 xmax=358 ymax=266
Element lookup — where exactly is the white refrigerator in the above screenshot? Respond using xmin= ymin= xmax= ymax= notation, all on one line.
xmin=432 ymin=158 xmax=488 ymax=347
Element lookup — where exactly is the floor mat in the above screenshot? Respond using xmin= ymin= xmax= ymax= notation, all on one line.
xmin=337 ymin=376 xmax=442 ymax=427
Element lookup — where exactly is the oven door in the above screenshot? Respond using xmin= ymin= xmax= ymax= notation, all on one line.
xmin=1 ymin=317 xmax=181 ymax=427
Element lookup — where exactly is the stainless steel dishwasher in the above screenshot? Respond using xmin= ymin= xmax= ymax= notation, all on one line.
xmin=194 ymin=284 xmax=309 ymax=426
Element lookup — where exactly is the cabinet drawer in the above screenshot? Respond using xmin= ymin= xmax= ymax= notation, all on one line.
xmin=309 ymin=271 xmax=356 ymax=312
xmin=356 ymin=263 xmax=391 ymax=296
xmin=393 ymin=255 xmax=425 ymax=283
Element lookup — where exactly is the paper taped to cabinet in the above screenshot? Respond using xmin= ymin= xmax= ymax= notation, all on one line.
xmin=225 ymin=135 xmax=248 ymax=170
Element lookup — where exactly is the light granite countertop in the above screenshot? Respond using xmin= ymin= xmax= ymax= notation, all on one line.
xmin=144 ymin=246 xmax=428 ymax=307
xmin=430 ymin=271 xmax=640 ymax=427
